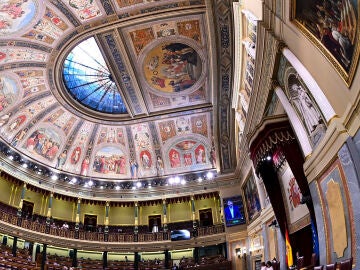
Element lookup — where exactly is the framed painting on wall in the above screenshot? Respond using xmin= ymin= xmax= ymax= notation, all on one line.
xmin=242 ymin=174 xmax=261 ymax=222
xmin=290 ymin=0 xmax=359 ymax=86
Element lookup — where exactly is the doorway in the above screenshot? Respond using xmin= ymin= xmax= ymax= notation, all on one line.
xmin=199 ymin=208 xmax=213 ymax=227
xmin=148 ymin=215 xmax=161 ymax=232
xmin=84 ymin=214 xmax=97 ymax=232
xmin=22 ymin=200 xmax=34 ymax=219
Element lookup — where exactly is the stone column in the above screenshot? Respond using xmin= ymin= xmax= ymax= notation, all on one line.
xmin=72 ymin=248 xmax=77 ymax=268
xmin=12 ymin=236 xmax=17 ymax=256
xmin=134 ymin=251 xmax=139 ymax=270
xmin=276 ymin=227 xmax=286 ymax=270
xmin=75 ymin=198 xmax=81 ymax=239
xmin=190 ymin=195 xmax=198 ymax=237
xmin=103 ymin=251 xmax=108 ymax=269
xmin=104 ymin=202 xmax=109 ymax=241
xmin=41 ymin=244 xmax=47 ymax=270
xmin=17 ymin=183 xmax=26 ymax=225
xmin=45 ymin=192 xmax=53 ymax=233
xmin=165 ymin=249 xmax=170 ymax=269
xmin=134 ymin=202 xmax=139 ymax=242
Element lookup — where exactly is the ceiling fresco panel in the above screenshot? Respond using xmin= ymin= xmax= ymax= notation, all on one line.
xmin=121 ymin=13 xmax=210 ymax=114
xmin=0 ymin=0 xmax=236 ymax=195
xmin=0 ymin=0 xmax=42 ymax=37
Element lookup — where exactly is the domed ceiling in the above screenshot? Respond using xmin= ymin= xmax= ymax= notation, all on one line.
xmin=0 ymin=0 xmax=234 ymax=196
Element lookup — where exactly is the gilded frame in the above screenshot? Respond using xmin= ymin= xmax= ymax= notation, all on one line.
xmin=290 ymin=0 xmax=360 ymax=87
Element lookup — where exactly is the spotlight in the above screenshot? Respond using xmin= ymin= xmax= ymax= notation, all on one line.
xmin=70 ymin=177 xmax=77 ymax=184
xmin=132 ymin=186 xmax=136 ymax=190
xmin=168 ymin=177 xmax=174 ymax=185
xmin=51 ymin=175 xmax=58 ymax=180
xmin=266 ymin=155 xmax=272 ymax=161
xmin=115 ymin=186 xmax=120 ymax=190
xmin=136 ymin=182 xmax=141 ymax=188
xmin=181 ymin=179 xmax=186 ymax=185
xmin=88 ymin=180 xmax=93 ymax=187
xmin=22 ymin=163 xmax=28 ymax=168
xmin=8 ymin=155 xmax=13 ymax=160
xmin=206 ymin=171 xmax=214 ymax=179
xmin=197 ymin=177 xmax=203 ymax=182
xmin=174 ymin=176 xmax=180 ymax=183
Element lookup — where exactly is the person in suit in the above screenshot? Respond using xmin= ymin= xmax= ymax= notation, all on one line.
xmin=224 ymin=199 xmax=243 ymax=222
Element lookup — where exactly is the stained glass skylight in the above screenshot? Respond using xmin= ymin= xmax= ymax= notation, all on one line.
xmin=62 ymin=37 xmax=127 ymax=114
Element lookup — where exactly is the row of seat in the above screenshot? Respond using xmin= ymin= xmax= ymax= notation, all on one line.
xmin=313 ymin=258 xmax=353 ymax=270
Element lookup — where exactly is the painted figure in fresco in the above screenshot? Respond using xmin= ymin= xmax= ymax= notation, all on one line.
xmin=195 ymin=146 xmax=205 ymax=164
xmin=25 ymin=132 xmax=37 ymax=151
xmin=11 ymin=127 xmax=28 ymax=146
xmin=80 ymin=156 xmax=90 ymax=175
xmin=184 ymin=153 xmax=192 ymax=166
xmin=130 ymin=159 xmax=138 ymax=179
xmin=56 ymin=149 xmax=67 ymax=169
xmin=69 ymin=0 xmax=100 ymax=20
xmin=9 ymin=115 xmax=26 ymax=131
xmin=156 ymin=156 xmax=164 ymax=176
xmin=141 ymin=151 xmax=151 ymax=169
xmin=70 ymin=146 xmax=81 ymax=164
xmin=46 ymin=142 xmax=59 ymax=160
xmin=99 ymin=155 xmax=106 ymax=173
xmin=289 ymin=82 xmax=323 ymax=134
xmin=169 ymin=149 xmax=181 ymax=168
xmin=119 ymin=156 xmax=126 ymax=174
xmin=0 ymin=112 xmax=11 ymax=127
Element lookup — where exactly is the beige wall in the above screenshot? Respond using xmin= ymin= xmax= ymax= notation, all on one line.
xmin=168 ymin=201 xmax=191 ymax=222
xmin=52 ymin=198 xmax=76 ymax=221
xmin=109 ymin=206 xmax=135 ymax=225
xmin=0 ymin=177 xmax=13 ymax=205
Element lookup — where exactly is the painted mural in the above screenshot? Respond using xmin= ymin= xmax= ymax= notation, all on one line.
xmin=158 ymin=120 xmax=176 ymax=143
xmin=0 ymin=76 xmax=19 ymax=112
xmin=175 ymin=116 xmax=190 ymax=134
xmin=242 ymin=174 xmax=261 ymax=221
xmin=97 ymin=127 xmax=125 ymax=145
xmin=167 ymin=139 xmax=210 ymax=169
xmin=177 ymin=20 xmax=201 ymax=43
xmin=0 ymin=48 xmax=47 ymax=64
xmin=0 ymin=0 xmax=37 ymax=36
xmin=22 ymin=8 xmax=68 ymax=44
xmin=153 ymin=21 xmax=176 ymax=38
xmin=143 ymin=42 xmax=202 ymax=93
xmin=5 ymin=96 xmax=57 ymax=139
xmin=115 ymin=0 xmax=161 ymax=8
xmin=14 ymin=70 xmax=46 ymax=98
xmin=45 ymin=109 xmax=76 ymax=136
xmin=129 ymin=27 xmax=155 ymax=55
xmin=22 ymin=127 xmax=61 ymax=161
xmin=93 ymin=146 xmax=126 ymax=175
xmin=292 ymin=0 xmax=359 ymax=85
xmin=67 ymin=0 xmax=102 ymax=21
xmin=191 ymin=114 xmax=208 ymax=137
